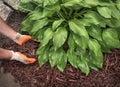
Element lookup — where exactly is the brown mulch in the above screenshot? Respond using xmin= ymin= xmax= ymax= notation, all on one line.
xmin=1 ymin=11 xmax=120 ymax=87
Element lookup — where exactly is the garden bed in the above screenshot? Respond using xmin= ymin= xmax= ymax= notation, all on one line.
xmin=1 ymin=11 xmax=120 ymax=87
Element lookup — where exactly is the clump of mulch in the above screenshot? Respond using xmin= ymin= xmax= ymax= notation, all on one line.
xmin=1 ymin=11 xmax=120 ymax=87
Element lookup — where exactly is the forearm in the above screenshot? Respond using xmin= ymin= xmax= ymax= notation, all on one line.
xmin=0 ymin=48 xmax=12 ymax=60
xmin=0 ymin=17 xmax=17 ymax=40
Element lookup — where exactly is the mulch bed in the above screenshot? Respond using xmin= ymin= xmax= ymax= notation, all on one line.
xmin=1 ymin=11 xmax=120 ymax=87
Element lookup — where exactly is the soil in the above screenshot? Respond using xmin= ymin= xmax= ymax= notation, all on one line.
xmin=1 ymin=11 xmax=120 ymax=87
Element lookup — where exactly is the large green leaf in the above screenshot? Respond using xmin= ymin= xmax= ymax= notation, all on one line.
xmin=97 ymin=6 xmax=111 ymax=18
xmin=102 ymin=29 xmax=120 ymax=48
xmin=52 ymin=19 xmax=64 ymax=31
xmin=62 ymin=0 xmax=82 ymax=7
xmin=73 ymin=34 xmax=88 ymax=50
xmin=88 ymin=39 xmax=103 ymax=68
xmin=49 ymin=48 xmax=60 ymax=67
xmin=29 ymin=11 xmax=43 ymax=20
xmin=87 ymin=25 xmax=102 ymax=41
xmin=88 ymin=39 xmax=102 ymax=57
xmin=67 ymin=50 xmax=77 ymax=68
xmin=84 ymin=0 xmax=100 ymax=6
xmin=42 ymin=4 xmax=60 ymax=17
xmin=77 ymin=55 xmax=89 ymax=75
xmin=31 ymin=18 xmax=49 ymax=33
xmin=31 ymin=28 xmax=44 ymax=41
xmin=68 ymin=34 xmax=75 ymax=52
xmin=43 ymin=0 xmax=58 ymax=7
xmin=79 ymin=18 xmax=91 ymax=26
xmin=116 ymin=0 xmax=120 ymax=10
xmin=57 ymin=49 xmax=67 ymax=72
xmin=84 ymin=11 xmax=105 ymax=26
xmin=110 ymin=4 xmax=120 ymax=19
xmin=41 ymin=28 xmax=53 ymax=47
xmin=32 ymin=0 xmax=43 ymax=4
xmin=37 ymin=29 xmax=45 ymax=41
xmin=19 ymin=1 xmax=37 ymax=12
xmin=21 ymin=16 xmax=33 ymax=31
xmin=37 ymin=47 xmax=49 ymax=67
xmin=106 ymin=19 xmax=120 ymax=28
xmin=53 ymin=27 xmax=68 ymax=50
xmin=69 ymin=19 xmax=89 ymax=39
xmin=89 ymin=51 xmax=103 ymax=68
xmin=98 ymin=40 xmax=111 ymax=53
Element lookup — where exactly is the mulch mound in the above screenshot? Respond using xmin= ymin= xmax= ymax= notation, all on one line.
xmin=1 ymin=11 xmax=120 ymax=87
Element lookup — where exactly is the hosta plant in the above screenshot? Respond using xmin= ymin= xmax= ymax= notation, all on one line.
xmin=19 ymin=0 xmax=120 ymax=75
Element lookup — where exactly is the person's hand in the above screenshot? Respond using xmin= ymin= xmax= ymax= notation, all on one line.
xmin=14 ymin=33 xmax=32 ymax=45
xmin=14 ymin=33 xmax=38 ymax=45
xmin=11 ymin=51 xmax=36 ymax=64
xmin=17 ymin=35 xmax=32 ymax=45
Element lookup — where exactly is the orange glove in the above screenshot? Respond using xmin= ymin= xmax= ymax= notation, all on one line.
xmin=14 ymin=33 xmax=32 ymax=45
xmin=10 ymin=51 xmax=36 ymax=64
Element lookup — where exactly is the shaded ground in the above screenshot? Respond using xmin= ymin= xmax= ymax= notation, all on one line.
xmin=0 ymin=11 xmax=120 ymax=87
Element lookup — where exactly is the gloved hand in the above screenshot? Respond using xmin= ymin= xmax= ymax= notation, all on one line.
xmin=10 ymin=51 xmax=36 ymax=64
xmin=14 ymin=33 xmax=32 ymax=45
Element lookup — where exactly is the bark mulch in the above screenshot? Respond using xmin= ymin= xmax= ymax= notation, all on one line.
xmin=1 ymin=11 xmax=120 ymax=87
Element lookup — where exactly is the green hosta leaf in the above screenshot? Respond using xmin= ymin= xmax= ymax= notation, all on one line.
xmin=31 ymin=18 xmax=49 ymax=33
xmin=37 ymin=47 xmax=49 ymax=67
xmin=19 ymin=1 xmax=37 ymax=12
xmin=32 ymin=0 xmax=43 ymax=4
xmin=49 ymin=0 xmax=58 ymax=4
xmin=29 ymin=11 xmax=43 ymax=20
xmin=106 ymin=19 xmax=120 ymax=28
xmin=116 ymin=0 xmax=120 ymax=10
xmin=88 ymin=39 xmax=102 ymax=57
xmin=43 ymin=0 xmax=58 ymax=7
xmin=84 ymin=11 xmax=105 ymax=26
xmin=42 ymin=4 xmax=60 ymax=17
xmin=53 ymin=27 xmax=68 ymax=50
xmin=43 ymin=0 xmax=50 ymax=7
xmin=49 ymin=48 xmax=60 ymax=67
xmin=84 ymin=0 xmax=100 ymax=6
xmin=110 ymin=5 xmax=120 ymax=19
xmin=89 ymin=51 xmax=103 ymax=68
xmin=102 ymin=29 xmax=120 ymax=48
xmin=73 ymin=34 xmax=88 ymax=50
xmin=87 ymin=25 xmax=102 ymax=41
xmin=88 ymin=61 xmax=99 ymax=71
xmin=33 ymin=29 xmax=45 ymax=42
xmin=110 ymin=19 xmax=120 ymax=28
xmin=52 ymin=19 xmax=64 ymax=31
xmin=41 ymin=28 xmax=53 ymax=47
xmin=77 ymin=56 xmax=89 ymax=75
xmin=79 ymin=18 xmax=91 ymax=26
xmin=69 ymin=19 xmax=89 ymax=39
xmin=67 ymin=50 xmax=77 ymax=68
xmin=57 ymin=49 xmax=67 ymax=72
xmin=22 ymin=16 xmax=33 ymax=31
xmin=98 ymin=40 xmax=111 ymax=53
xmin=33 ymin=28 xmax=45 ymax=42
xmin=68 ymin=34 xmax=75 ymax=52
xmin=97 ymin=7 xmax=111 ymax=18
xmin=62 ymin=0 xmax=81 ymax=7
